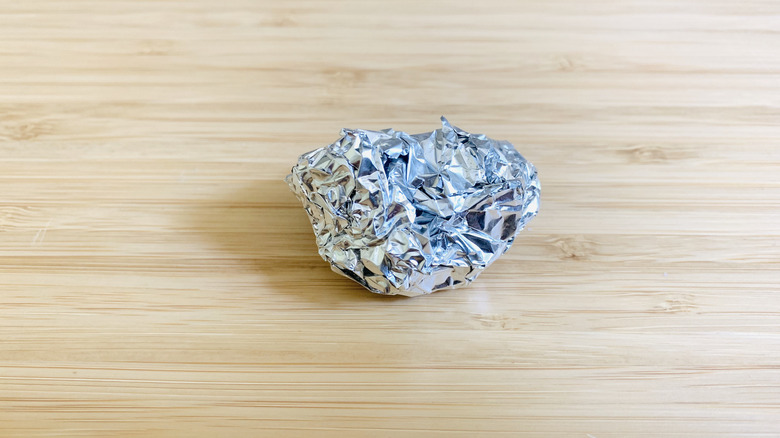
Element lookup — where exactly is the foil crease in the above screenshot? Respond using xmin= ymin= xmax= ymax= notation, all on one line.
xmin=285 ymin=117 xmax=540 ymax=297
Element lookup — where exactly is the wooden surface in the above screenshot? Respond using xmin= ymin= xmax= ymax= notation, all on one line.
xmin=1 ymin=1 xmax=779 ymax=436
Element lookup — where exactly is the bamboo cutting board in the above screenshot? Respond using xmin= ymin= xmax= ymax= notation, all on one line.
xmin=1 ymin=1 xmax=779 ymax=437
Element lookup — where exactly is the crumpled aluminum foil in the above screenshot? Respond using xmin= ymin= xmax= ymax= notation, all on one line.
xmin=286 ymin=117 xmax=539 ymax=296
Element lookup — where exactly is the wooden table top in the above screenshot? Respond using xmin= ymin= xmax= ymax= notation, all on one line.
xmin=2 ymin=1 xmax=779 ymax=436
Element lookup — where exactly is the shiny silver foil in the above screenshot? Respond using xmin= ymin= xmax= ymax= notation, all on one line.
xmin=286 ymin=117 xmax=539 ymax=296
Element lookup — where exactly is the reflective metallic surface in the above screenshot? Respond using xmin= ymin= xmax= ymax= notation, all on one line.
xmin=286 ymin=117 xmax=540 ymax=296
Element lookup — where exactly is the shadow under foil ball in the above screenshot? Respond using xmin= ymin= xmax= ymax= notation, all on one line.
xmin=286 ymin=117 xmax=540 ymax=297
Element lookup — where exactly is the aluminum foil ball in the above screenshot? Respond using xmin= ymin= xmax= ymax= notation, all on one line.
xmin=286 ymin=117 xmax=540 ymax=296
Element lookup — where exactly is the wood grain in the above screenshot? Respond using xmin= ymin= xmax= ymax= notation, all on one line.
xmin=1 ymin=0 xmax=779 ymax=436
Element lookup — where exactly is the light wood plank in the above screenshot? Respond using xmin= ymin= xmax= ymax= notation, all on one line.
xmin=1 ymin=0 xmax=779 ymax=436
